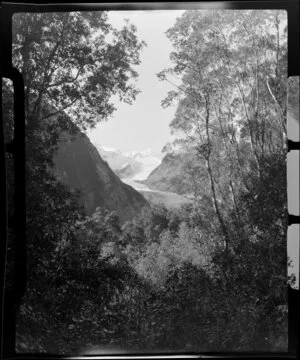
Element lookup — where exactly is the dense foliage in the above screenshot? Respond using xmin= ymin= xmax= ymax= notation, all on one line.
xmin=16 ymin=195 xmax=288 ymax=353
xmin=3 ymin=9 xmax=290 ymax=354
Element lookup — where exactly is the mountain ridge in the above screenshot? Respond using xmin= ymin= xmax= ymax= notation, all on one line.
xmin=48 ymin=117 xmax=148 ymax=224
xmin=142 ymin=152 xmax=197 ymax=195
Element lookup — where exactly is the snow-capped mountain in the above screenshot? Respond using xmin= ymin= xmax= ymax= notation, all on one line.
xmin=96 ymin=146 xmax=133 ymax=171
xmin=94 ymin=144 xmax=162 ymax=181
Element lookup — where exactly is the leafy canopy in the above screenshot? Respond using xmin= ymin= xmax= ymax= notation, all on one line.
xmin=13 ymin=11 xmax=146 ymax=130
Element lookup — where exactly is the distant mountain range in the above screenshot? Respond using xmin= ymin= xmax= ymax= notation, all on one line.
xmin=93 ymin=145 xmax=195 ymax=209
xmin=94 ymin=144 xmax=162 ymax=181
xmin=52 ymin=126 xmax=193 ymax=220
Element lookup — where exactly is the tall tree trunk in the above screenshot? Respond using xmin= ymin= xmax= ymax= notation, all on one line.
xmin=20 ymin=38 xmax=32 ymax=121
xmin=203 ymin=95 xmax=230 ymax=251
xmin=223 ymin=60 xmax=262 ymax=177
xmin=229 ymin=179 xmax=245 ymax=242
xmin=205 ymin=156 xmax=230 ymax=251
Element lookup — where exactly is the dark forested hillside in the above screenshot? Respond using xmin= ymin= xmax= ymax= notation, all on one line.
xmin=53 ymin=130 xmax=147 ymax=224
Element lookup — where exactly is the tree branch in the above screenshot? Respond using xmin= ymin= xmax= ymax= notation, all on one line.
xmin=265 ymin=77 xmax=286 ymax=135
xmin=47 ymin=67 xmax=84 ymax=88
xmin=41 ymin=96 xmax=80 ymax=121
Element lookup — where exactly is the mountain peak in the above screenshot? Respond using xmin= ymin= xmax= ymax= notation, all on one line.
xmin=92 ymin=143 xmax=162 ymax=181
xmin=125 ymin=148 xmax=154 ymax=159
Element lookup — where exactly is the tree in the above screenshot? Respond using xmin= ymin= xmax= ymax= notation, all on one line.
xmin=140 ymin=205 xmax=169 ymax=243
xmin=10 ymin=11 xmax=146 ymax=281
xmin=158 ymin=10 xmax=287 ymax=250
xmin=153 ymin=10 xmax=288 ymax=351
xmin=11 ymin=11 xmax=146 ymax=260
xmin=12 ymin=12 xmax=146 ymax=129
xmin=10 ymin=12 xmax=146 ymax=353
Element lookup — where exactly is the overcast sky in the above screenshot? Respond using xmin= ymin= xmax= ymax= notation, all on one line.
xmin=87 ymin=10 xmax=184 ymax=156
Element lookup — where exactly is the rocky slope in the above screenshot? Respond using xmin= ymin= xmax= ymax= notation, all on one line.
xmin=52 ymin=132 xmax=148 ymax=224
xmin=142 ymin=152 xmax=197 ymax=195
